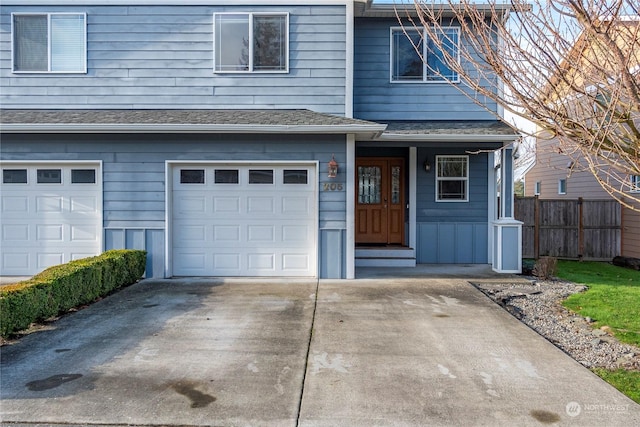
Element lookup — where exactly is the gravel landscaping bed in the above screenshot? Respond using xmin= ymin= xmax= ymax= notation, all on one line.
xmin=473 ymin=279 xmax=640 ymax=371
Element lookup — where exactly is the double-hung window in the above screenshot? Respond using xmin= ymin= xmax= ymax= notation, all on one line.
xmin=391 ymin=27 xmax=459 ymax=83
xmin=12 ymin=13 xmax=86 ymax=73
xmin=214 ymin=12 xmax=288 ymax=73
xmin=436 ymin=155 xmax=468 ymax=202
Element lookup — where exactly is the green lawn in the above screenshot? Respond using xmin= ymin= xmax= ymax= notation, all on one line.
xmin=558 ymin=261 xmax=640 ymax=347
xmin=555 ymin=260 xmax=640 ymax=404
xmin=592 ymin=369 xmax=640 ymax=404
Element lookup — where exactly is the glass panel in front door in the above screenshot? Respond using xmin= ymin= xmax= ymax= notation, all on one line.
xmin=358 ymin=166 xmax=381 ymax=204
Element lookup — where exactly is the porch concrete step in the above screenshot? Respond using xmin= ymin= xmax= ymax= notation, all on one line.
xmin=355 ymin=247 xmax=416 ymax=268
xmin=355 ymin=257 xmax=417 ymax=268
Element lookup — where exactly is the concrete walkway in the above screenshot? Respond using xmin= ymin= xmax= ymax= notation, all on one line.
xmin=1 ymin=274 xmax=639 ymax=426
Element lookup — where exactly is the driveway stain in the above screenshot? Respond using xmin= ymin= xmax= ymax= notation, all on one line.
xmin=26 ymin=374 xmax=83 ymax=391
xmin=530 ymin=409 xmax=561 ymax=424
xmin=170 ymin=381 xmax=216 ymax=408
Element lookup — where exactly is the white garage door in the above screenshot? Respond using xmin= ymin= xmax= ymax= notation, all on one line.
xmin=0 ymin=163 xmax=102 ymax=276
xmin=172 ymin=163 xmax=317 ymax=277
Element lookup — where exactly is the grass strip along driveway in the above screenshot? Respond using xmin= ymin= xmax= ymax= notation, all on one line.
xmin=558 ymin=260 xmax=640 ymax=403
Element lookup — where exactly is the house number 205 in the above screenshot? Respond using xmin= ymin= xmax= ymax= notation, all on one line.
xmin=323 ymin=183 xmax=343 ymax=191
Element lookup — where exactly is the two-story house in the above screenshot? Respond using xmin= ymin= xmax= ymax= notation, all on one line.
xmin=0 ymin=0 xmax=521 ymax=279
xmin=524 ymin=18 xmax=640 ymax=259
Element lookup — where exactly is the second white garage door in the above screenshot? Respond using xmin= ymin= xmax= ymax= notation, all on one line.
xmin=171 ymin=163 xmax=317 ymax=277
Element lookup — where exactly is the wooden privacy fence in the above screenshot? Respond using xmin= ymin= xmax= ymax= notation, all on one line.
xmin=514 ymin=197 xmax=621 ymax=260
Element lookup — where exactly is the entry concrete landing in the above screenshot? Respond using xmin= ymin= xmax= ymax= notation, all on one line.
xmin=300 ymin=278 xmax=640 ymax=426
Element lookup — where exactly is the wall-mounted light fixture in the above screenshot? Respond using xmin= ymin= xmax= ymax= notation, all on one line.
xmin=423 ymin=159 xmax=431 ymax=172
xmin=328 ymin=154 xmax=338 ymax=178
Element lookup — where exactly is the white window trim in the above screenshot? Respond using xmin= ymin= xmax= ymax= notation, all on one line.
xmin=11 ymin=12 xmax=87 ymax=74
xmin=213 ymin=12 xmax=289 ymax=74
xmin=389 ymin=26 xmax=460 ymax=84
xmin=534 ymin=181 xmax=541 ymax=196
xmin=630 ymin=175 xmax=640 ymax=193
xmin=558 ymin=179 xmax=567 ymax=195
xmin=435 ymin=155 xmax=469 ymax=202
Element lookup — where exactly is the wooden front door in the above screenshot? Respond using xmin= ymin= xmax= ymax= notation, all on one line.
xmin=355 ymin=157 xmax=405 ymax=245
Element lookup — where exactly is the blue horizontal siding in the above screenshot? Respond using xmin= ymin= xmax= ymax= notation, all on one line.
xmin=416 ymin=148 xmax=489 ymax=223
xmin=353 ymin=18 xmax=497 ymax=121
xmin=0 ymin=133 xmax=347 ymax=230
xmin=0 ymin=4 xmax=347 ymax=114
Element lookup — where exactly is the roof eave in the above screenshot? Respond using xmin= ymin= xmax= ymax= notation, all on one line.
xmin=376 ymin=133 xmax=520 ymax=142
xmin=0 ymin=123 xmax=387 ymax=138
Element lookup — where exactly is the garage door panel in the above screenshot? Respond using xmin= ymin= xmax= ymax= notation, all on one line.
xmin=37 ymin=224 xmax=64 ymax=241
xmin=172 ymin=164 xmax=317 ymax=277
xmin=213 ymin=197 xmax=240 ymax=213
xmin=36 ymin=196 xmax=64 ymax=213
xmin=0 ymin=163 xmax=102 ymax=275
xmin=2 ymin=196 xmax=29 ymax=214
xmin=70 ymin=196 xmax=98 ymax=213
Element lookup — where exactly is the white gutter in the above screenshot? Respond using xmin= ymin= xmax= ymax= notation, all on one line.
xmin=1 ymin=123 xmax=387 ymax=137
xmin=376 ymin=133 xmax=520 ymax=143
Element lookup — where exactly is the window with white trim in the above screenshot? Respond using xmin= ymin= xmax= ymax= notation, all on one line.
xmin=391 ymin=27 xmax=459 ymax=83
xmin=631 ymin=175 xmax=640 ymax=193
xmin=534 ymin=181 xmax=541 ymax=196
xmin=558 ymin=179 xmax=567 ymax=195
xmin=214 ymin=13 xmax=288 ymax=73
xmin=12 ymin=13 xmax=86 ymax=73
xmin=436 ymin=155 xmax=468 ymax=202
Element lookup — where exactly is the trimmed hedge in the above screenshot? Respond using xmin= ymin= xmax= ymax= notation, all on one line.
xmin=0 ymin=249 xmax=146 ymax=337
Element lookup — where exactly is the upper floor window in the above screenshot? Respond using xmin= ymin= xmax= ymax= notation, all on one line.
xmin=631 ymin=175 xmax=640 ymax=193
xmin=12 ymin=13 xmax=86 ymax=73
xmin=436 ymin=155 xmax=468 ymax=202
xmin=391 ymin=27 xmax=459 ymax=83
xmin=214 ymin=13 xmax=288 ymax=73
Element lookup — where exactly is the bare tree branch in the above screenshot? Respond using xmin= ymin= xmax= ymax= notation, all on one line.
xmin=396 ymin=0 xmax=640 ymax=210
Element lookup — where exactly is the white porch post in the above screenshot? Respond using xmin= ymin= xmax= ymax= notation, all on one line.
xmin=492 ymin=146 xmax=523 ymax=273
xmin=346 ymin=134 xmax=356 ymax=279
xmin=409 ymin=147 xmax=417 ymax=251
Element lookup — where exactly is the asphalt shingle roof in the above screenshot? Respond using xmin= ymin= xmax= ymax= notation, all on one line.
xmin=0 ymin=109 xmax=378 ymax=127
xmin=382 ymin=120 xmax=518 ymax=136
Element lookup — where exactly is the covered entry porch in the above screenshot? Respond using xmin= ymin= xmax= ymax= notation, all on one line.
xmin=347 ymin=120 xmax=522 ymax=277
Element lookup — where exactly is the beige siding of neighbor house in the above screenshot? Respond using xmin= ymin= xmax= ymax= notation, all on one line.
xmin=622 ymin=200 xmax=640 ymax=258
xmin=524 ymin=137 xmax=610 ymax=199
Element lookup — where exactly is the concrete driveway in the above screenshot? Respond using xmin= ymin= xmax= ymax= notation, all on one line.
xmin=1 ymin=273 xmax=639 ymax=426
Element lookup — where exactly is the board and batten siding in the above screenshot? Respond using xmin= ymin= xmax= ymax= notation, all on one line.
xmin=353 ymin=18 xmax=497 ymax=121
xmin=415 ymin=148 xmax=490 ymax=263
xmin=0 ymin=133 xmax=349 ymax=278
xmin=0 ymin=5 xmax=347 ymax=114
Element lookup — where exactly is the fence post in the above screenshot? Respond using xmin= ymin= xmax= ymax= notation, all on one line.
xmin=578 ymin=197 xmax=583 ymax=259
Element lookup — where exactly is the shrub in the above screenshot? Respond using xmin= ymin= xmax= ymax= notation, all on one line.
xmin=0 ymin=250 xmax=146 ymax=337
xmin=532 ymin=256 xmax=558 ymax=280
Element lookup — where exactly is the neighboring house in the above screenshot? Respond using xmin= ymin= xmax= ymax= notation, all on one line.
xmin=0 ymin=0 xmax=521 ymax=279
xmin=524 ymin=19 xmax=640 ymax=259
